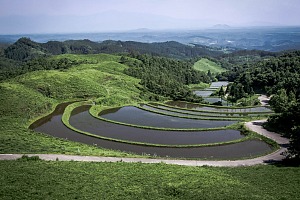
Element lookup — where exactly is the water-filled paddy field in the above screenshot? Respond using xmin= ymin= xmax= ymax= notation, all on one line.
xmin=140 ymin=104 xmax=240 ymax=119
xmin=71 ymin=106 xmax=243 ymax=145
xmin=148 ymin=103 xmax=270 ymax=117
xmin=193 ymin=90 xmax=214 ymax=97
xmin=165 ymin=101 xmax=272 ymax=113
xmin=29 ymin=102 xmax=275 ymax=159
xmin=99 ymin=106 xmax=237 ymax=128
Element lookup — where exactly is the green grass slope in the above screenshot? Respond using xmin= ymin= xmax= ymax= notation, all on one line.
xmin=0 ymin=160 xmax=299 ymax=200
xmin=193 ymin=58 xmax=227 ymax=74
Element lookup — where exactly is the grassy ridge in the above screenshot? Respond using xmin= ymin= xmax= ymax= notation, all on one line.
xmin=193 ymin=58 xmax=227 ymax=74
xmin=1 ymin=160 xmax=299 ymax=200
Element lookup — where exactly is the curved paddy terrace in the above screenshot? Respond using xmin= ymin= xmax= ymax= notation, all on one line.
xmin=99 ymin=106 xmax=238 ymax=129
xmin=139 ymin=104 xmax=241 ymax=120
xmin=147 ymin=103 xmax=271 ymax=117
xmin=70 ymin=106 xmax=243 ymax=145
xmin=165 ymin=101 xmax=273 ymax=113
xmin=29 ymin=102 xmax=276 ymax=159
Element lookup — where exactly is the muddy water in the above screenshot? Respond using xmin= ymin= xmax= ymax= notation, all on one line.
xmin=99 ymin=106 xmax=237 ymax=128
xmin=30 ymin=103 xmax=273 ymax=159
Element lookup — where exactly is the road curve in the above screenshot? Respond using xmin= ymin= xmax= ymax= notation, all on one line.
xmin=0 ymin=119 xmax=289 ymax=167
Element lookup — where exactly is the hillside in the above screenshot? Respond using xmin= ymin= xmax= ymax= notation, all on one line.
xmin=3 ymin=38 xmax=226 ymax=61
xmin=1 ymin=160 xmax=300 ymax=199
xmin=0 ymin=53 xmax=145 ymax=156
xmin=193 ymin=58 xmax=227 ymax=74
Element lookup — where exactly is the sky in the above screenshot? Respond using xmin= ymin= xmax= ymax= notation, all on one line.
xmin=0 ymin=0 xmax=300 ymax=34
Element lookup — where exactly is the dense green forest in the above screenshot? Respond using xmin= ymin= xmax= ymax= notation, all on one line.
xmin=124 ymin=54 xmax=209 ymax=101
xmin=3 ymin=37 xmax=224 ymax=61
xmin=222 ymin=51 xmax=300 ymax=159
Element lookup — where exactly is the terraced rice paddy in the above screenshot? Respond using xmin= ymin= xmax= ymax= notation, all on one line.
xmin=165 ymin=101 xmax=272 ymax=113
xmin=193 ymin=90 xmax=214 ymax=97
xmin=30 ymin=104 xmax=272 ymax=159
xmin=148 ymin=103 xmax=270 ymax=117
xmin=140 ymin=104 xmax=238 ymax=119
xmin=99 ymin=106 xmax=237 ymax=128
xmin=29 ymin=101 xmax=275 ymax=159
xmin=28 ymin=79 xmax=274 ymax=160
xmin=193 ymin=81 xmax=234 ymax=106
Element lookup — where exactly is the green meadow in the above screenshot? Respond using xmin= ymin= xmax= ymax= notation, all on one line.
xmin=193 ymin=58 xmax=227 ymax=74
xmin=0 ymin=159 xmax=299 ymax=200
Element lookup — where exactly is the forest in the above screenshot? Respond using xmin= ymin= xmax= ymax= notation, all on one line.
xmin=220 ymin=51 xmax=300 ymax=160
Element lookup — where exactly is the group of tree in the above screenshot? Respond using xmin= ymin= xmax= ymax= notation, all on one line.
xmin=124 ymin=54 xmax=210 ymax=101
xmin=0 ymin=56 xmax=85 ymax=81
xmin=228 ymin=51 xmax=300 ymax=160
xmin=268 ymin=89 xmax=300 ymax=160
xmin=3 ymin=37 xmax=226 ymax=61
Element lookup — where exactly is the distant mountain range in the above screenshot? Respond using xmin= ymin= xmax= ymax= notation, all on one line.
xmin=1 ymin=27 xmax=300 ymax=52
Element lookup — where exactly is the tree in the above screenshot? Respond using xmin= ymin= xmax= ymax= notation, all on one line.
xmin=288 ymin=126 xmax=300 ymax=160
xmin=218 ymin=86 xmax=225 ymax=103
xmin=269 ymin=89 xmax=289 ymax=113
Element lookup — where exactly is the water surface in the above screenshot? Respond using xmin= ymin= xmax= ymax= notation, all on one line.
xmin=30 ymin=103 xmax=273 ymax=159
xmin=100 ymin=106 xmax=237 ymax=128
xmin=166 ymin=101 xmax=272 ymax=113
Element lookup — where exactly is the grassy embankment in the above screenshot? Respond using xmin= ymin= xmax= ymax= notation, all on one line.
xmin=0 ymin=158 xmax=299 ymax=200
xmin=0 ymin=54 xmax=143 ymax=157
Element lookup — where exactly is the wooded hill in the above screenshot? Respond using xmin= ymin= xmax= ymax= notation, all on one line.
xmin=3 ymin=37 xmax=225 ymax=61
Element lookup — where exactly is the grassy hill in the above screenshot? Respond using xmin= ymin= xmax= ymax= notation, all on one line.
xmin=193 ymin=58 xmax=227 ymax=74
xmin=4 ymin=37 xmax=225 ymax=61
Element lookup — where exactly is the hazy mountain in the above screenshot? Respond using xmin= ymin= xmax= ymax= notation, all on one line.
xmin=211 ymin=24 xmax=231 ymax=29
xmin=0 ymin=11 xmax=214 ymax=34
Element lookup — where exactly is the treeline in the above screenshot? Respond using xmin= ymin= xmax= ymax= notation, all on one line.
xmin=124 ymin=54 xmax=210 ymax=101
xmin=233 ymin=51 xmax=300 ymax=95
xmin=0 ymin=57 xmax=84 ymax=81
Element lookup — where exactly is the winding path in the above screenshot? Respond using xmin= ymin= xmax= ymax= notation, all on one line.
xmin=0 ymin=95 xmax=289 ymax=167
